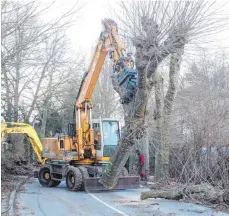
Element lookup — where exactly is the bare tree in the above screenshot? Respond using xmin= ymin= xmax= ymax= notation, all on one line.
xmin=1 ymin=0 xmax=81 ymax=122
xmin=37 ymin=50 xmax=85 ymax=138
xmin=99 ymin=0 xmax=229 ymax=188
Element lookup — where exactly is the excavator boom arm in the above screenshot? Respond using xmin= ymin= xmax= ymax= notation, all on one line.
xmin=74 ymin=19 xmax=137 ymax=154
xmin=75 ymin=40 xmax=107 ymax=105
xmin=75 ymin=19 xmax=129 ymax=106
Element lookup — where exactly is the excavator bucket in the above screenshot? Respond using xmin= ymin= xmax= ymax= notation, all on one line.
xmin=84 ymin=176 xmax=140 ymax=192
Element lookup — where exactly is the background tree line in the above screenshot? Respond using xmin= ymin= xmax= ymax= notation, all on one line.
xmin=1 ymin=0 xmax=84 ymax=133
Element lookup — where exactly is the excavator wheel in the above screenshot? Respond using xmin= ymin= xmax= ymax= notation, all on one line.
xmin=38 ymin=167 xmax=60 ymax=187
xmin=66 ymin=166 xmax=82 ymax=191
xmin=78 ymin=167 xmax=89 ymax=191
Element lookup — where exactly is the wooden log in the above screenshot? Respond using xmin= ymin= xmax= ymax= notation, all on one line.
xmin=141 ymin=183 xmax=227 ymax=206
xmin=141 ymin=187 xmax=183 ymax=200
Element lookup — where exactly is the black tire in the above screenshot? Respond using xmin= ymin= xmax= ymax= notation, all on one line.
xmin=78 ymin=167 xmax=89 ymax=191
xmin=121 ymin=167 xmax=129 ymax=177
xmin=38 ymin=167 xmax=54 ymax=187
xmin=66 ymin=166 xmax=82 ymax=191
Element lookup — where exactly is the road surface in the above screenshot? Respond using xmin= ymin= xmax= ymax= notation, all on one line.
xmin=15 ymin=178 xmax=228 ymax=216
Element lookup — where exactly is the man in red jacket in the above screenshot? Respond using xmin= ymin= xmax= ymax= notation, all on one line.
xmin=136 ymin=149 xmax=147 ymax=180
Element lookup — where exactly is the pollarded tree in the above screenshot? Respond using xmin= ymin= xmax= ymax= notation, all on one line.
xmin=99 ymin=0 xmax=229 ymax=188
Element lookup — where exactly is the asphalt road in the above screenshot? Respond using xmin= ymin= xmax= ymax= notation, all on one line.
xmin=16 ymin=178 xmax=228 ymax=216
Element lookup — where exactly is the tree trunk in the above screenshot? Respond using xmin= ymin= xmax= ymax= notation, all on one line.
xmin=156 ymin=49 xmax=184 ymax=181
xmin=99 ymin=87 xmax=148 ymax=188
xmin=10 ymin=134 xmax=25 ymax=158
xmin=99 ymin=127 xmax=135 ymax=188
xmin=143 ymin=134 xmax=150 ymax=176
xmin=2 ymin=63 xmax=12 ymax=121
xmin=154 ymin=74 xmax=164 ymax=181
xmin=14 ymin=24 xmax=21 ymax=122
xmin=141 ymin=187 xmax=183 ymax=200
xmin=161 ymin=52 xmax=182 ymax=179
xmin=40 ymin=100 xmax=49 ymax=139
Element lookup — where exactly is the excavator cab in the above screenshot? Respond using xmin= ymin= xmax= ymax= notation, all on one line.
xmin=66 ymin=119 xmax=121 ymax=161
xmin=92 ymin=119 xmax=121 ymax=160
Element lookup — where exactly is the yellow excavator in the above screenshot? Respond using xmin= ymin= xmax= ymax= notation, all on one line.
xmin=1 ymin=19 xmax=139 ymax=191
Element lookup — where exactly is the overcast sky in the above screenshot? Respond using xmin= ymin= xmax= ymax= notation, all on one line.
xmin=42 ymin=0 xmax=117 ymax=55
xmin=42 ymin=0 xmax=229 ymax=68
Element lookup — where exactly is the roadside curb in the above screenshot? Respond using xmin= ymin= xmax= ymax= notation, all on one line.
xmin=8 ymin=176 xmax=30 ymax=216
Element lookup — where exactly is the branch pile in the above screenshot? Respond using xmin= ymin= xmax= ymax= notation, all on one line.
xmin=1 ymin=154 xmax=33 ymax=180
xmin=141 ymin=183 xmax=229 ymax=207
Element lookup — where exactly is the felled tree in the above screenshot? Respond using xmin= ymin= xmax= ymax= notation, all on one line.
xmin=99 ymin=1 xmax=229 ymax=188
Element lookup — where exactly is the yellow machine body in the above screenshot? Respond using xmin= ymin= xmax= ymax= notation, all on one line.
xmin=41 ymin=118 xmax=121 ymax=165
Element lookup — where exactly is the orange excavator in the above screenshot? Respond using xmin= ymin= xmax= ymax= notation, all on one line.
xmin=1 ymin=19 xmax=138 ymax=191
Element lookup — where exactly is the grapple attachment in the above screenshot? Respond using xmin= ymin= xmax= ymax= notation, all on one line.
xmin=117 ymin=67 xmax=137 ymax=104
xmin=84 ymin=176 xmax=140 ymax=192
